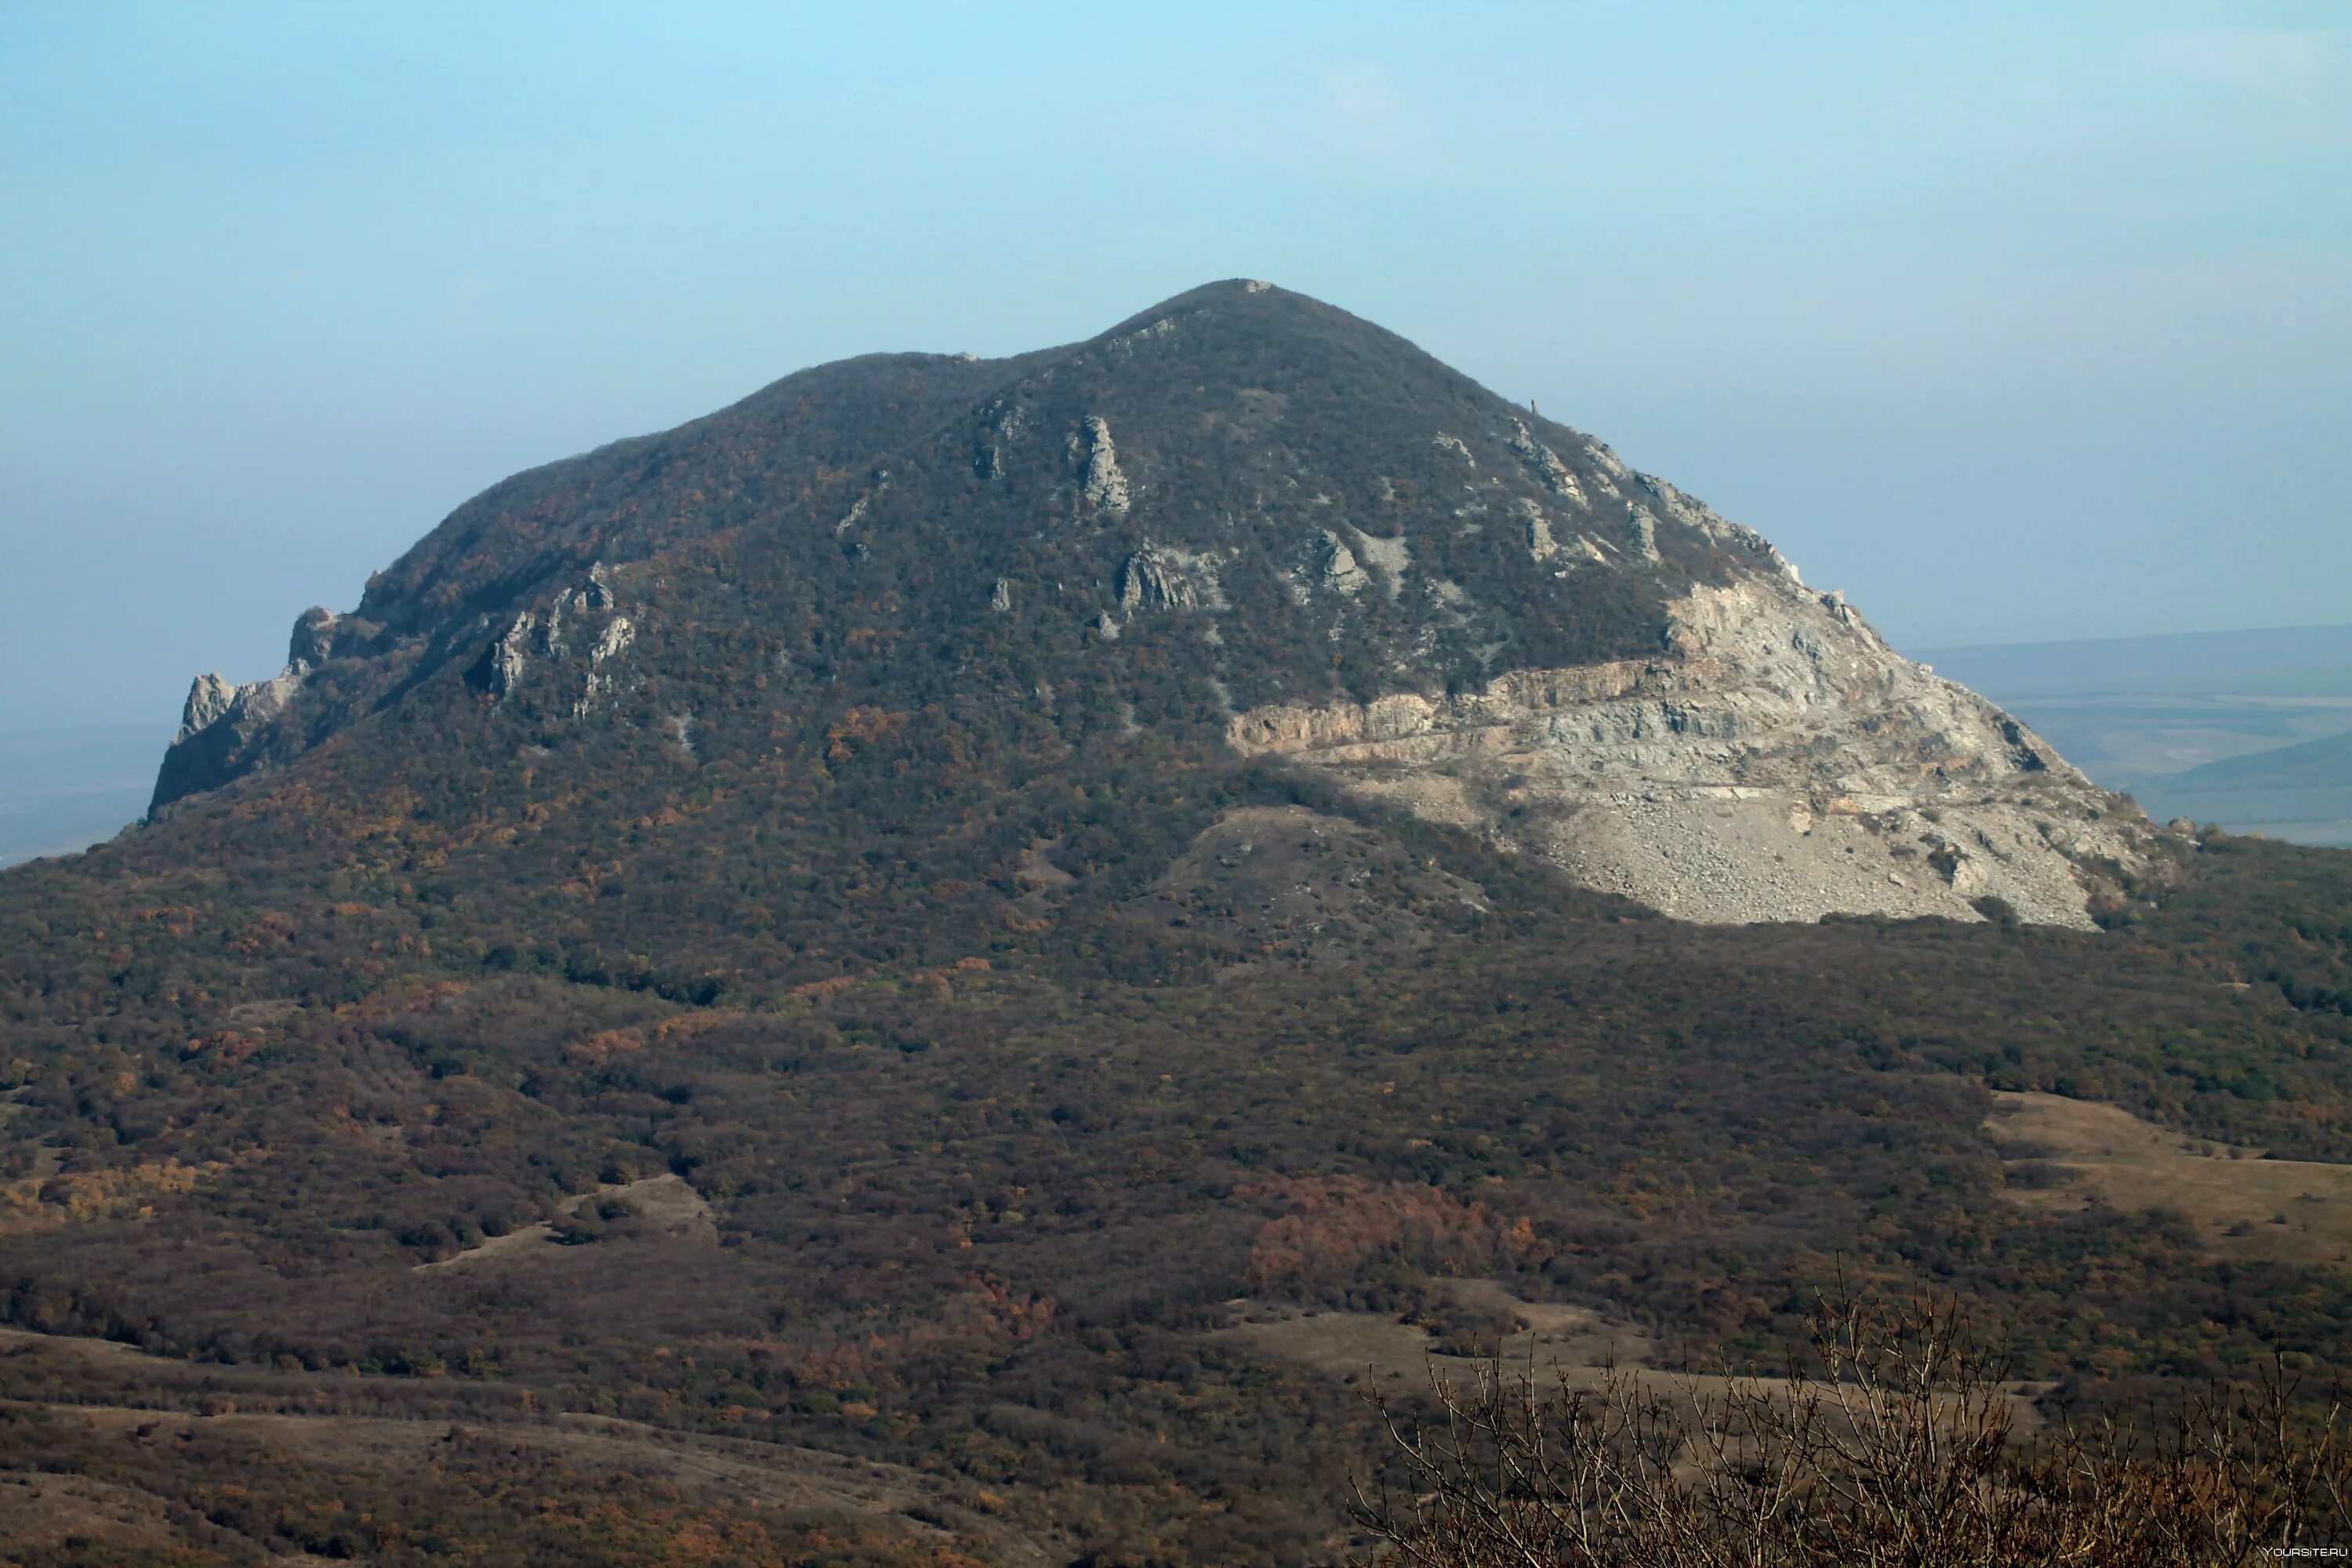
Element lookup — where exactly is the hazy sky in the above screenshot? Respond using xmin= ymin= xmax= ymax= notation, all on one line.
xmin=4 ymin=2 xmax=2346 ymax=733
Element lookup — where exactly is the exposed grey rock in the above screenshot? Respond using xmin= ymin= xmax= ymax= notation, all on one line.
xmin=481 ymin=612 xmax=535 ymax=699
xmin=1117 ymin=547 xmax=1197 ymax=613
xmin=1507 ymin=419 xmax=1584 ymax=504
xmin=1636 ymin=474 xmax=1802 ymax=583
xmin=1319 ymin=530 xmax=1368 ymax=596
xmin=1227 ymin=572 xmax=2154 ymax=929
xmin=177 ymin=673 xmax=236 ymax=742
xmin=592 ymin=617 xmax=633 ymax=666
xmin=1105 ymin=542 xmax=1228 ymax=629
xmin=574 ymin=615 xmax=635 ymax=718
xmin=975 ymin=397 xmax=1027 ymax=480
xmin=133 ymin=280 xmax=2132 ymax=932
xmin=1629 ymin=511 xmax=1661 ymax=564
xmin=836 ymin=472 xmax=890 ymax=535
xmin=154 ymin=659 xmax=304 ymax=814
xmin=1348 ymin=530 xmax=1410 ymax=590
xmin=289 ymin=608 xmax=340 ymax=671
xmin=1519 ymin=499 xmax=1558 ymax=562
xmin=542 ymin=595 xmax=567 ymax=658
xmin=1106 ymin=318 xmax=1178 ymax=357
xmin=1927 ymin=837 xmax=1991 ymax=895
xmin=1078 ymin=416 xmax=1131 ymax=515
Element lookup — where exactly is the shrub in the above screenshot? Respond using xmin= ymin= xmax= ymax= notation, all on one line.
xmin=1352 ymin=1289 xmax=2350 ymax=1565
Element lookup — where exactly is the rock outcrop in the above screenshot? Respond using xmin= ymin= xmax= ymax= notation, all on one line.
xmin=176 ymin=673 xmax=238 ymax=740
xmin=1318 ymin=531 xmax=1369 ymax=596
xmin=1229 ymin=572 xmax=2146 ymax=927
xmin=1116 ymin=546 xmax=1213 ymax=615
xmin=477 ymin=613 xmax=535 ymax=699
xmin=1076 ymin=416 xmax=1130 ymax=515
xmin=152 ymin=661 xmax=303 ymax=814
xmin=288 ymin=608 xmax=341 ymax=670
xmin=153 ymin=561 xmax=641 ymax=813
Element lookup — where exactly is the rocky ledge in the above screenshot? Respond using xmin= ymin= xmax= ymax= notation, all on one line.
xmin=1228 ymin=572 xmax=2153 ymax=927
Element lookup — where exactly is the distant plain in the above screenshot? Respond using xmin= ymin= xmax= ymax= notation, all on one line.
xmin=1920 ymin=623 xmax=2352 ymax=848
xmin=0 ymin=725 xmax=164 ymax=869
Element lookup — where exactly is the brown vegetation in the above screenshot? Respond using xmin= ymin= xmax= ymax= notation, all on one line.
xmin=0 ymin=1400 xmax=997 ymax=1566
xmin=1355 ymin=1291 xmax=2352 ymax=1565
xmin=1243 ymin=1177 xmax=1552 ymax=1295
xmin=9 ymin=499 xmax=2352 ymax=1568
xmin=0 ymin=1329 xmax=1033 ymax=1566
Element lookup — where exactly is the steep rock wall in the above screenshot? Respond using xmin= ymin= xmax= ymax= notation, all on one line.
xmin=1229 ymin=574 xmax=2151 ymax=927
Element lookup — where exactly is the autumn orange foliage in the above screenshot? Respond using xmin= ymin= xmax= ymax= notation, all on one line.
xmin=1245 ymin=1176 xmax=1552 ymax=1293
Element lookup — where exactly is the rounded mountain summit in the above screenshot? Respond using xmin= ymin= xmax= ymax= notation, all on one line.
xmin=151 ymin=280 xmax=2152 ymax=927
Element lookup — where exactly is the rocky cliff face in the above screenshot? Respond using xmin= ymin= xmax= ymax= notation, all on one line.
xmin=1228 ymin=572 xmax=2143 ymax=927
xmin=151 ymin=631 xmax=319 ymax=813
xmin=148 ymin=280 xmax=2151 ymax=924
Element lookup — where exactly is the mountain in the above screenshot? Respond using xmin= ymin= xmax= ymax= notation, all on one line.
xmin=149 ymin=279 xmax=2147 ymax=930
xmin=9 ymin=285 xmax=2352 ymax=1565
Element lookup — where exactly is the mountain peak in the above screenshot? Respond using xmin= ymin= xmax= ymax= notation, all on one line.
xmin=145 ymin=288 xmax=2153 ymax=925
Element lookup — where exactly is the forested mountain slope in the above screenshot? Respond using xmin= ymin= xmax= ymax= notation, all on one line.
xmin=147 ymin=280 xmax=2146 ymax=929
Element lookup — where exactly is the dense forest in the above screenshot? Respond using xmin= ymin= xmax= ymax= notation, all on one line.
xmin=12 ymin=739 xmax=2352 ymax=1562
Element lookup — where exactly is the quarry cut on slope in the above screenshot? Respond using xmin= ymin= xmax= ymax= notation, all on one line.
xmin=147 ymin=278 xmax=2153 ymax=927
xmin=1228 ymin=572 xmax=2149 ymax=928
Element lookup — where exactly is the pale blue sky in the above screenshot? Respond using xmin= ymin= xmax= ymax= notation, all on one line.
xmin=3 ymin=2 xmax=2346 ymax=732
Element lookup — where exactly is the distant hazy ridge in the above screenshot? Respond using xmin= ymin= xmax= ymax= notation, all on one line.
xmin=1922 ymin=624 xmax=2352 ymax=847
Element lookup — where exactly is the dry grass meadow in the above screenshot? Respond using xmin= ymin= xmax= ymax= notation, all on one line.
xmin=1984 ymin=1091 xmax=2352 ymax=1270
